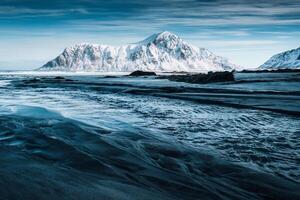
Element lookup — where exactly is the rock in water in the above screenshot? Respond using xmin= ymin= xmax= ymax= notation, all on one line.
xmin=129 ymin=71 xmax=157 ymax=76
xmin=162 ymin=71 xmax=234 ymax=84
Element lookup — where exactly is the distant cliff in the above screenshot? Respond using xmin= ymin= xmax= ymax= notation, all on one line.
xmin=39 ymin=31 xmax=238 ymax=72
xmin=260 ymin=47 xmax=300 ymax=69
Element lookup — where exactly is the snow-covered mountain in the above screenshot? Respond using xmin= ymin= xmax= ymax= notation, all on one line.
xmin=39 ymin=31 xmax=238 ymax=72
xmin=260 ymin=47 xmax=300 ymax=69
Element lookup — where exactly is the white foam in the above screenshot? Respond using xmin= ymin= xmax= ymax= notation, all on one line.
xmin=0 ymin=80 xmax=10 ymax=87
xmin=0 ymin=71 xmax=130 ymax=76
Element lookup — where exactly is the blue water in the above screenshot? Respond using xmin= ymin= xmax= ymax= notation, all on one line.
xmin=0 ymin=72 xmax=299 ymax=199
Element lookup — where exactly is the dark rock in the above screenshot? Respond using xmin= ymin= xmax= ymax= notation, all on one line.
xmin=161 ymin=71 xmax=234 ymax=84
xmin=129 ymin=71 xmax=156 ymax=76
xmin=239 ymin=69 xmax=300 ymax=73
xmin=54 ymin=76 xmax=65 ymax=80
xmin=25 ymin=78 xmax=40 ymax=83
xmin=52 ymin=76 xmax=74 ymax=82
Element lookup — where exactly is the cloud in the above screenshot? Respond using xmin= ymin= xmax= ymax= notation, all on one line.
xmin=0 ymin=6 xmax=88 ymax=19
xmin=1 ymin=0 xmax=300 ymax=26
xmin=0 ymin=0 xmax=299 ymax=69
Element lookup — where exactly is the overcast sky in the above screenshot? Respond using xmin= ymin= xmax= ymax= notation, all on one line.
xmin=0 ymin=0 xmax=299 ymax=70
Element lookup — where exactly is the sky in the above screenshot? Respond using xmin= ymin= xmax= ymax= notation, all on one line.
xmin=0 ymin=0 xmax=300 ymax=70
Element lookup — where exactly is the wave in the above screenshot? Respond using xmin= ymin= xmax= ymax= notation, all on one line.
xmin=0 ymin=105 xmax=299 ymax=200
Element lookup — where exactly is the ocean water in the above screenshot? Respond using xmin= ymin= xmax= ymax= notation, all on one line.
xmin=0 ymin=72 xmax=299 ymax=199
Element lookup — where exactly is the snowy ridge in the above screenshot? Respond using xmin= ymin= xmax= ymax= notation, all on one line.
xmin=39 ymin=31 xmax=238 ymax=72
xmin=260 ymin=47 xmax=300 ymax=69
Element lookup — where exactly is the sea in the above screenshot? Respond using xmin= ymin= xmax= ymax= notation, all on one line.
xmin=0 ymin=71 xmax=299 ymax=199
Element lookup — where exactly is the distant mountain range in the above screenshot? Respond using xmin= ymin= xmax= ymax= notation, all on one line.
xmin=260 ymin=47 xmax=300 ymax=69
xmin=39 ymin=31 xmax=239 ymax=72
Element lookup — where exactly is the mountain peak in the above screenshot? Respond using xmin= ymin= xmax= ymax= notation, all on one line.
xmin=260 ymin=47 xmax=300 ymax=69
xmin=40 ymin=32 xmax=238 ymax=72
xmin=156 ymin=31 xmax=177 ymax=38
xmin=155 ymin=31 xmax=181 ymax=43
xmin=137 ymin=31 xmax=181 ymax=45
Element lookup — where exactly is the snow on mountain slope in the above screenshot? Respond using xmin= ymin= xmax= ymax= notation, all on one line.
xmin=39 ymin=31 xmax=238 ymax=72
xmin=260 ymin=47 xmax=300 ymax=69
